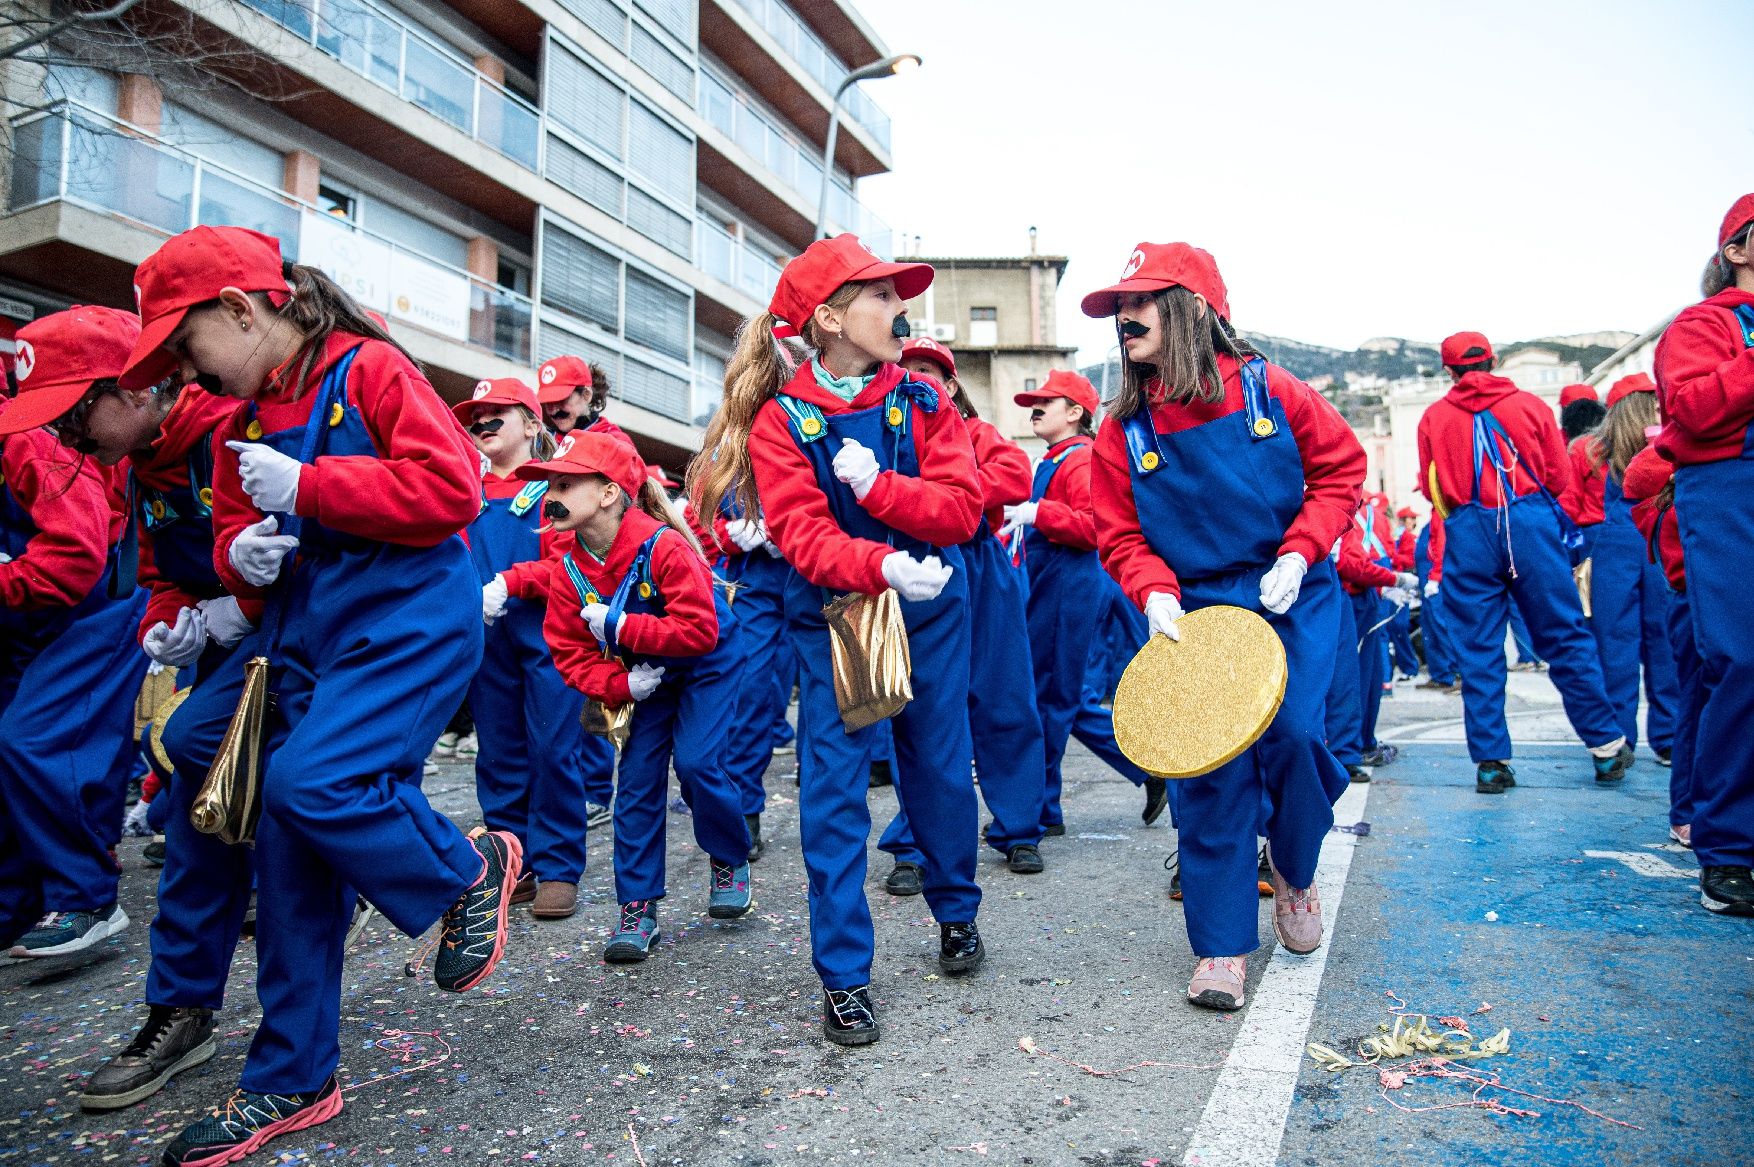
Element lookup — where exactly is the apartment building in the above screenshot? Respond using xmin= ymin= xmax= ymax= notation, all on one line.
xmin=0 ymin=0 xmax=898 ymax=466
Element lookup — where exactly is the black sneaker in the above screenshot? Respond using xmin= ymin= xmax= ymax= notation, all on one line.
xmin=1476 ymin=761 xmax=1514 ymax=794
xmin=939 ymin=922 xmax=985 ymax=975
xmin=1006 ymin=844 xmax=1044 ymax=874
xmin=1041 ymin=823 xmax=1066 ymax=838
xmin=868 ymin=759 xmax=893 ymax=788
xmin=1347 ymin=764 xmax=1372 ymax=784
xmin=745 ymin=813 xmax=764 ymax=863
xmin=585 ymin=802 xmax=613 ymax=831
xmin=432 ymin=829 xmax=522 ymax=992
xmin=1142 ymin=777 xmax=1168 ymax=826
xmin=160 ymin=1077 xmax=342 ymax=1165
xmin=1654 ymin=749 xmax=1673 ymax=768
xmin=883 ymin=862 xmax=923 ymax=897
xmin=1594 ymin=743 xmax=1635 ymax=784
xmin=143 ymin=838 xmax=167 ymax=868
xmin=8 ymin=905 xmax=129 ymax=958
xmin=823 ymin=985 xmax=879 ymax=1046
xmin=81 ymin=1005 xmax=216 ymax=1111
xmin=1165 ymin=852 xmax=1183 ymax=901
xmin=1700 ymin=866 xmax=1754 ymax=916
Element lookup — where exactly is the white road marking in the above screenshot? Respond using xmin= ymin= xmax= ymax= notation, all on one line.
xmin=1583 ymin=850 xmax=1694 ymax=879
xmin=1181 ymin=781 xmax=1370 ymax=1167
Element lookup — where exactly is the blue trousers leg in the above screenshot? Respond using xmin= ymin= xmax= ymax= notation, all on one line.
xmin=1504 ymin=511 xmax=1622 ymax=751
xmin=967 ymin=539 xmax=1048 ymax=852
xmin=579 ymin=733 xmax=615 ymax=808
xmin=1423 ymin=590 xmax=1456 ymax=681
xmin=1388 ymin=606 xmax=1419 ymax=678
xmin=521 ymin=638 xmax=591 ymax=884
xmin=1591 ymin=525 xmax=1681 ymax=753
xmin=1638 ymin=561 xmax=1680 ymax=754
xmin=1352 ymin=590 xmax=1386 ymax=751
xmin=1325 ymin=588 xmax=1364 ymax=767
xmin=1509 ymin=602 xmax=1541 ymax=665
xmin=1028 ymin=551 xmax=1090 ymax=829
xmin=1665 ymin=590 xmax=1704 ymax=830
xmin=722 ymin=557 xmax=788 ymax=816
xmin=470 ymin=628 xmax=533 ymax=843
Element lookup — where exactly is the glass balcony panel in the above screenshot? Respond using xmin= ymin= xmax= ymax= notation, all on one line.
xmin=403 ymin=38 xmax=474 ymax=133
xmin=480 ymin=85 xmax=540 ymax=170
xmin=8 ymin=115 xmax=63 ymax=208
xmin=696 ymin=217 xmax=734 ymax=285
xmin=471 ymin=282 xmax=533 ymax=363
xmin=197 ymin=169 xmax=300 ymax=255
xmin=241 ymin=0 xmax=313 ymax=39
xmin=68 ymin=115 xmax=193 ymax=234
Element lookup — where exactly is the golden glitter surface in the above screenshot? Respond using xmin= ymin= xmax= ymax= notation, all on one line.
xmin=1113 ymin=604 xmax=1288 ymax=779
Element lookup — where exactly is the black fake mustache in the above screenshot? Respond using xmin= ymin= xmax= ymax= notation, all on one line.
xmin=1119 ymin=320 xmax=1150 ymax=340
xmin=1030 ymin=408 xmax=1045 ymax=421
xmin=193 ymin=372 xmax=226 ymax=395
xmin=469 ymin=418 xmax=507 ymax=437
xmin=542 ymin=500 xmax=570 ymax=521
xmin=891 ymin=314 xmax=911 ymax=339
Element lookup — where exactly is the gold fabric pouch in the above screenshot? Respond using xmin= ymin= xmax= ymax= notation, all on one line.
xmin=190 ymin=656 xmax=271 ymax=846
xmin=1574 ymin=557 xmax=1593 ymax=619
xmin=581 ymin=700 xmax=634 ymax=750
xmin=823 ymin=588 xmax=913 ymax=732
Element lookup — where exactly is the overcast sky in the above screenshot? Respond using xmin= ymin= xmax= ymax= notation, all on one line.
xmin=853 ymin=0 xmax=1752 ymax=364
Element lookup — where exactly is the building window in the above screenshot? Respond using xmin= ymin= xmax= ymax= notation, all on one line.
xmin=1023 ymin=378 xmax=1037 ymax=393
xmin=317 ymin=183 xmax=356 ymax=222
xmin=969 ymin=306 xmax=998 ymax=347
xmin=497 ymin=258 xmax=530 ymax=295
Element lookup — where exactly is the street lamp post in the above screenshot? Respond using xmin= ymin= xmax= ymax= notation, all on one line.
xmin=813 ymin=53 xmax=921 ymax=242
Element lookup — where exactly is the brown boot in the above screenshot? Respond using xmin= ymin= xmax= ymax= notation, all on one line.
xmin=509 ymin=872 xmax=536 ymax=905
xmin=531 ymin=880 xmax=578 ymax=919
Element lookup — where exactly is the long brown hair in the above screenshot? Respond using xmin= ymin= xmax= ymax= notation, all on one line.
xmin=1598 ymin=391 xmax=1656 ymax=481
xmin=687 ymin=283 xmax=859 ymax=523
xmin=1109 ymin=286 xmax=1258 ymax=419
xmin=942 ymin=373 xmax=978 ymax=421
xmin=1703 ymin=222 xmax=1753 ymax=297
xmin=254 ymin=262 xmax=415 ymax=399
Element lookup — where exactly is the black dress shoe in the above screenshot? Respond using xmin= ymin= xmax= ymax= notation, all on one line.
xmin=1142 ymin=778 xmax=1168 ymax=826
xmin=745 ymin=813 xmax=764 ymax=863
xmin=884 ymin=862 xmax=923 ymax=897
xmin=1041 ymin=823 xmax=1066 ymax=838
xmin=1007 ymin=844 xmax=1044 ymax=874
xmin=823 ymin=985 xmax=880 ymax=1045
xmin=939 ymin=922 xmax=985 ymax=974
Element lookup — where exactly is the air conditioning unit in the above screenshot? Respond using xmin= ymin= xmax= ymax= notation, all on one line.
xmin=929 ymin=323 xmax=956 ymax=342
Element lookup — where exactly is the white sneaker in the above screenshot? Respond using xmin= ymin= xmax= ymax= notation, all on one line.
xmin=454 ymin=733 xmax=478 ymax=759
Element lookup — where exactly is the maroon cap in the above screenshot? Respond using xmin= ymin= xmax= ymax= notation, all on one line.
xmin=454 ymin=377 xmax=540 ymax=424
xmin=900 ymin=335 xmax=956 ymax=379
xmin=768 ymin=234 xmax=932 ymax=339
xmin=515 ymin=429 xmax=647 ymax=497
xmin=1081 ymin=242 xmax=1230 ymax=320
xmin=1558 ymin=384 xmax=1598 ymax=407
xmin=122 ymin=226 xmax=289 ymax=390
xmin=536 ymin=355 xmax=593 ymax=404
xmin=1440 ymin=331 xmax=1495 ymax=367
xmin=1015 ymin=368 xmax=1098 ymax=416
xmin=0 ymin=306 xmax=143 ymax=436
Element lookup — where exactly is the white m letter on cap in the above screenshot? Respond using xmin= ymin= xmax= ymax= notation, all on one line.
xmin=1121 ymin=249 xmax=1145 ymax=280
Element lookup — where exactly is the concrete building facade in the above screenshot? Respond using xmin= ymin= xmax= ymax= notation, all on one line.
xmin=0 ymin=0 xmax=899 ymax=466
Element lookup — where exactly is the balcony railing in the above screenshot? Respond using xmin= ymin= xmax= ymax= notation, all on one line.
xmin=723 ymin=0 xmax=891 ymax=151
xmin=7 ymin=101 xmax=535 ymax=364
xmin=239 ymin=0 xmax=540 ymax=171
xmin=694 ymin=215 xmax=781 ymax=302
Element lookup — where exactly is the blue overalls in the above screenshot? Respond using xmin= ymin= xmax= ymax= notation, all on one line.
xmin=239 ymin=346 xmax=486 ymax=1095
xmin=1672 ymin=303 xmax=1754 ymax=868
xmin=879 ymin=507 xmax=1048 ymax=863
xmin=1352 ymin=512 xmax=1392 ymax=751
xmin=1654 ymin=502 xmax=1703 ymax=831
xmin=1590 ymin=473 xmax=1679 ymax=756
xmin=0 ymin=460 xmax=147 ymax=946
xmin=1323 ymin=544 xmax=1364 ymax=770
xmin=717 ymin=501 xmax=795 ymax=818
xmin=466 ymin=479 xmax=590 ymax=885
xmin=775 ymin=378 xmax=980 ymax=989
xmin=139 ymin=428 xmax=264 ymax=1010
xmin=558 ymin=529 xmax=749 ymax=905
xmin=1020 ymin=441 xmax=1153 ymax=831
xmin=1414 ymin=523 xmax=1457 ymax=682
xmin=1120 ymin=358 xmax=1348 ymax=957
xmin=1439 ymin=409 xmax=1620 ymax=763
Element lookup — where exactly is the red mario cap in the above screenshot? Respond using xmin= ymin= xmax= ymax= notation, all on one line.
xmin=1605 ymin=371 xmax=1655 ymax=410
xmin=1440 ymin=331 xmax=1495 ymax=368
xmin=1080 ymin=242 xmax=1230 ymax=321
xmin=515 ymin=429 xmax=647 ymax=497
xmin=900 ymin=335 xmax=956 ymax=379
xmin=536 ymin=355 xmax=594 ymax=404
xmin=121 ymin=226 xmax=289 ymax=390
xmin=1015 ymin=368 xmax=1099 ymax=416
xmin=453 ymin=377 xmax=540 ymax=425
xmin=768 ymin=234 xmax=933 ymax=340
xmin=1558 ymin=384 xmax=1598 ymax=407
xmin=1718 ymin=193 xmax=1754 ymax=250
xmin=0 ymin=306 xmax=143 ymax=436
xmin=1395 ymin=506 xmax=1417 ymax=520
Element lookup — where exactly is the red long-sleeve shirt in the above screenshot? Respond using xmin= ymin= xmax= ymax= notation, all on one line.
xmin=1391 ymin=527 xmax=1416 ymax=572
xmin=1622 ymin=444 xmax=1684 ymax=591
xmin=1559 ymin=435 xmax=1607 ymax=527
xmin=0 ymin=410 xmax=112 ymax=610
xmin=587 ymin=415 xmax=635 ymax=451
xmin=1417 ymin=372 xmax=1571 ymax=512
xmin=480 ymin=471 xmax=575 ymax=602
xmin=1336 ymin=521 xmax=1399 ymax=595
xmin=131 ymin=391 xmax=246 ymax=641
xmin=749 ymin=362 xmax=981 ymax=596
xmin=210 ymin=333 xmax=481 ymax=598
xmin=542 ymin=508 xmax=719 ymax=706
xmin=1654 ymin=288 xmax=1754 ymax=466
xmin=967 ymin=416 xmax=1031 ymax=534
xmin=1427 ymin=513 xmax=1446 ymax=584
xmin=1033 ymin=436 xmax=1098 ymax=550
xmin=1091 ymin=355 xmax=1364 ymax=607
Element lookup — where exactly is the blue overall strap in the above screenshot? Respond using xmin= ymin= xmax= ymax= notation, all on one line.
xmin=1007 ymin=440 xmax=1089 ymax=563
xmin=107 ymin=473 xmax=139 ymax=599
xmin=508 ymin=480 xmax=548 ymax=517
xmin=883 ymin=375 xmax=942 ymax=443
xmin=1648 ymin=503 xmax=1668 ymax=566
xmin=190 ymin=432 xmax=215 ymax=517
xmin=1474 ymin=407 xmax=1584 ymax=556
xmin=1732 ymin=303 xmax=1754 ymax=348
xmin=1240 ymin=356 xmax=1277 ymax=439
xmin=560 ymin=552 xmax=600 ymax=608
xmin=775 ymin=394 xmax=828 ymax=443
xmin=602 ymin=528 xmax=665 ymax=657
xmin=1121 ymin=411 xmax=1164 ymax=475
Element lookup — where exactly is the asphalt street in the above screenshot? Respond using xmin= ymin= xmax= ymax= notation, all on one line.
xmin=2 ymin=671 xmax=1749 ymax=1166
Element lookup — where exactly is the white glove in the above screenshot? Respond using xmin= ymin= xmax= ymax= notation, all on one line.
xmin=581 ymin=602 xmax=609 ymax=641
xmin=1259 ymin=552 xmax=1308 ymax=615
xmin=228 ymin=516 xmax=299 ymax=587
xmin=725 ymin=517 xmax=769 ymax=553
xmin=226 ymin=441 xmax=303 ymax=513
xmin=1394 ymin=572 xmax=1418 ymax=591
xmin=880 ymin=551 xmax=952 ymax=602
xmin=197 ymin=595 xmax=255 ymax=647
xmin=1382 ymin=586 xmax=1416 ymax=608
xmin=996 ymin=501 xmax=1039 ymax=541
xmin=144 ymin=607 xmax=208 ymax=667
xmin=1144 ymin=591 xmax=1184 ymax=642
xmin=832 ymin=438 xmax=881 ymax=500
xmin=0 ymin=552 xmax=11 ymax=563
xmin=626 ymin=662 xmax=665 ymax=701
xmin=482 ymin=575 xmax=509 ymax=625
xmin=1424 ymin=578 xmax=1441 ymax=598
xmin=123 ymin=798 xmax=153 ymax=837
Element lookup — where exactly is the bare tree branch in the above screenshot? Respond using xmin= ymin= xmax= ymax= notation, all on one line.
xmin=0 ymin=0 xmax=142 ymax=62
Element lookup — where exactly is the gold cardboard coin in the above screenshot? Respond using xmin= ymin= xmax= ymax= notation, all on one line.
xmin=1113 ymin=604 xmax=1287 ymax=779
xmin=148 ymin=687 xmax=192 ymax=776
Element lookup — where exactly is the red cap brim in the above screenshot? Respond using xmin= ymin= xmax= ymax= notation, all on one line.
xmin=1080 ymin=278 xmax=1175 ymax=319
xmin=1013 ymin=389 xmax=1058 ymax=407
xmin=854 ymin=259 xmax=934 ymax=302
xmin=536 ymin=382 xmax=580 ymax=405
xmin=117 ymin=308 xmax=186 ymax=391
xmin=0 ymin=381 xmax=90 ymax=436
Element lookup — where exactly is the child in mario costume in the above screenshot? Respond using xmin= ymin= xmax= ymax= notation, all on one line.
xmin=687 ymin=233 xmax=987 ymax=1047
xmin=527 ymin=430 xmax=753 ymax=962
xmin=537 ymin=354 xmax=633 ymax=448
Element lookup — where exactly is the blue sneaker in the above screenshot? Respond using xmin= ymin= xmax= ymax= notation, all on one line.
xmin=8 ymin=905 xmax=129 ymax=958
xmin=1594 ymin=743 xmax=1635 ymax=784
xmin=708 ymin=860 xmax=752 ymax=919
xmin=603 ymin=900 xmax=660 ymax=963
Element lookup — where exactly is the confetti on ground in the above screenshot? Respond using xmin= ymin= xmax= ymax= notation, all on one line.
xmin=1017 ymin=1036 xmax=1227 ymax=1077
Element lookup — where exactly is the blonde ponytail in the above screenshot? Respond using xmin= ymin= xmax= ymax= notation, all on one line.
xmin=686 ymin=310 xmax=794 ymax=525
